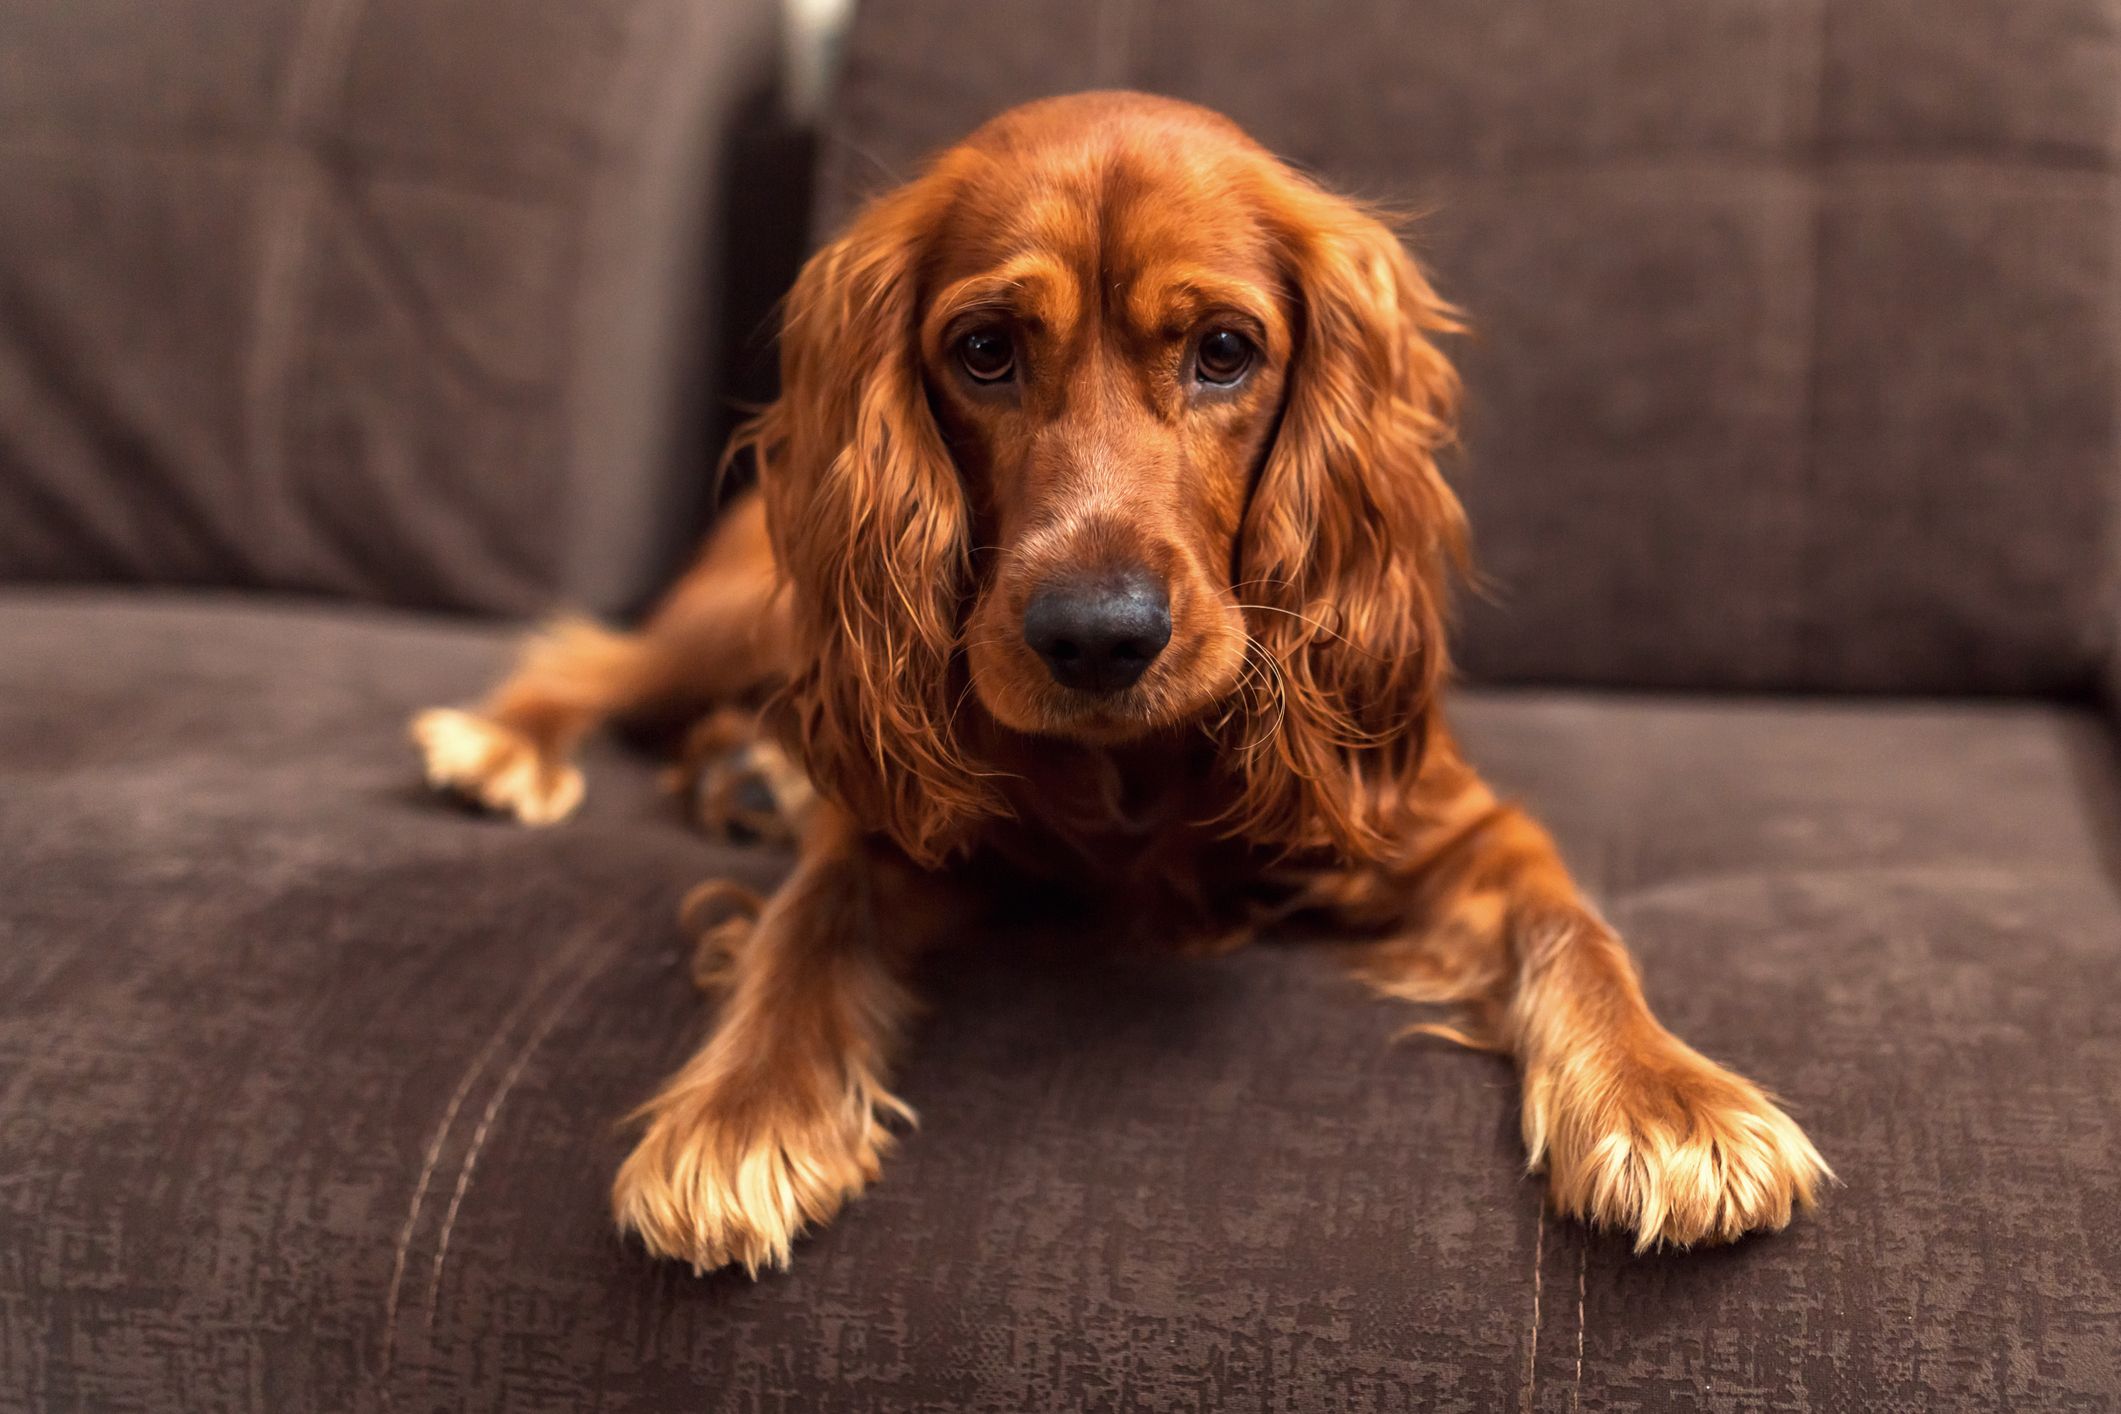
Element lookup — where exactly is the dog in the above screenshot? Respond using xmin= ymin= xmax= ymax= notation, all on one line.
xmin=412 ymin=91 xmax=1829 ymax=1275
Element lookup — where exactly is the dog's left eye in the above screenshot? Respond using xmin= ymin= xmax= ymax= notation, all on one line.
xmin=957 ymin=328 xmax=1016 ymax=383
xmin=1194 ymin=328 xmax=1254 ymax=385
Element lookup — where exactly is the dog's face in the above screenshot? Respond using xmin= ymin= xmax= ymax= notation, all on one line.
xmin=754 ymin=92 xmax=1467 ymax=863
xmin=921 ymin=144 xmax=1291 ymax=743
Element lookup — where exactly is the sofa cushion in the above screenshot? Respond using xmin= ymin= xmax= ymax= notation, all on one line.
xmin=2 ymin=590 xmax=2117 ymax=1410
xmin=815 ymin=0 xmax=2119 ymax=699
xmin=0 ymin=0 xmax=778 ymax=617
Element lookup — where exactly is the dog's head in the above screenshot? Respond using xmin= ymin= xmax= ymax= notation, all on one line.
xmin=747 ymin=92 xmax=1466 ymax=864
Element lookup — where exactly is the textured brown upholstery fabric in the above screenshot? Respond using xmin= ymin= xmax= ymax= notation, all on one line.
xmin=4 ymin=593 xmax=2117 ymax=1411
xmin=0 ymin=0 xmax=778 ymax=616
xmin=815 ymin=0 xmax=2121 ymax=698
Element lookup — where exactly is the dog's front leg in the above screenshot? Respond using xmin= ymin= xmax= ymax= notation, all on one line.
xmin=1345 ymin=782 xmax=1832 ymax=1250
xmin=612 ymin=801 xmax=936 ymax=1274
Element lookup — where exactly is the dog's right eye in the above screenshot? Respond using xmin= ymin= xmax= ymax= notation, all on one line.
xmin=957 ymin=328 xmax=1015 ymax=383
xmin=1194 ymin=328 xmax=1255 ymax=385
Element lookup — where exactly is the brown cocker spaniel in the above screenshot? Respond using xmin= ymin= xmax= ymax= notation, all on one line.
xmin=414 ymin=92 xmax=1829 ymax=1275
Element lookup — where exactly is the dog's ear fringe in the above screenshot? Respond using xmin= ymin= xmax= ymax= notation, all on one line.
xmin=1216 ymin=172 xmax=1471 ymax=864
xmin=744 ymin=181 xmax=1003 ymax=868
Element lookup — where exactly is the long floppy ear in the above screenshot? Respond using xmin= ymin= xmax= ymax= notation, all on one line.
xmin=1231 ymin=180 xmax=1469 ymax=862
xmin=734 ymin=181 xmax=998 ymax=866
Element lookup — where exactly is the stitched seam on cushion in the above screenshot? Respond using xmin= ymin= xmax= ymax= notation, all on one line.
xmin=419 ymin=956 xmax=610 ymax=1336
xmin=1568 ymin=1241 xmax=1587 ymax=1412
xmin=1524 ymin=1205 xmax=1545 ymax=1410
xmin=373 ymin=958 xmax=574 ymax=1408
xmin=371 ymin=883 xmax=653 ymax=1411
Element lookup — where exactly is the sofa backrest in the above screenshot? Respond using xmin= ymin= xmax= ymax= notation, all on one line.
xmin=814 ymin=0 xmax=2118 ymax=697
xmin=0 ymin=0 xmax=779 ymax=617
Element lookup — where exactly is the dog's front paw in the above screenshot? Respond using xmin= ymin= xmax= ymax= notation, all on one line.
xmin=1525 ymin=1033 xmax=1830 ymax=1251
xmin=410 ymin=707 xmax=583 ymax=825
xmin=612 ymin=1078 xmax=908 ymax=1276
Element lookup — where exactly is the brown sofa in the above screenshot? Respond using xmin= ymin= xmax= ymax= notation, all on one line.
xmin=4 ymin=1 xmax=2117 ymax=1410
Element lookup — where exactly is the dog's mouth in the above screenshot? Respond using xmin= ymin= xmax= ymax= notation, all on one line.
xmin=1034 ymin=683 xmax=1171 ymax=743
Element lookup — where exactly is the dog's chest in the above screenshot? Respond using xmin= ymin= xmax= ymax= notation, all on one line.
xmin=980 ymin=739 xmax=1293 ymax=944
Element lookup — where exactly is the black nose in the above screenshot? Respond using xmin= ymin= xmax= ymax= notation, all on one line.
xmin=1021 ymin=572 xmax=1173 ymax=694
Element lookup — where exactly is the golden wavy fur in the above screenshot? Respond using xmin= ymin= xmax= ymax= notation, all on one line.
xmin=414 ymin=92 xmax=1828 ymax=1275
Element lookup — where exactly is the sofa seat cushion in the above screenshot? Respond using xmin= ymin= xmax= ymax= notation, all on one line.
xmin=2 ymin=590 xmax=2116 ymax=1411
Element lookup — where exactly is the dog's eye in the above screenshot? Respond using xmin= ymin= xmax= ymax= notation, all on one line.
xmin=1195 ymin=328 xmax=1254 ymax=385
xmin=957 ymin=328 xmax=1015 ymax=383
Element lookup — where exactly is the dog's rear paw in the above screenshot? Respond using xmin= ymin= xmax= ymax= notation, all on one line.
xmin=669 ymin=708 xmax=813 ymax=843
xmin=411 ymin=707 xmax=584 ymax=825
